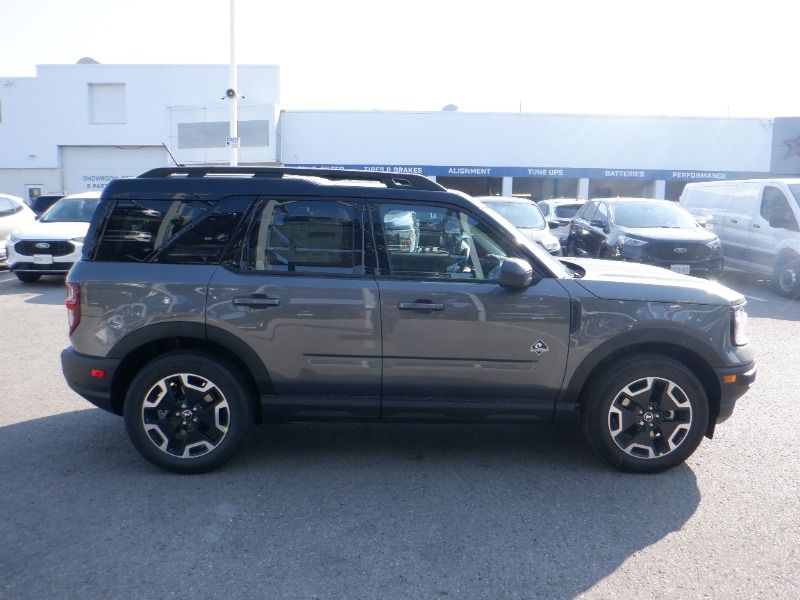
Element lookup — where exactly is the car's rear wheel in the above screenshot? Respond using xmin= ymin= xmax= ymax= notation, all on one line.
xmin=582 ymin=355 xmax=709 ymax=473
xmin=774 ymin=256 xmax=800 ymax=298
xmin=15 ymin=272 xmax=41 ymax=283
xmin=124 ymin=352 xmax=254 ymax=473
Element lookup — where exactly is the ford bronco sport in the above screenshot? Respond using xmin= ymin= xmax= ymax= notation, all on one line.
xmin=61 ymin=167 xmax=756 ymax=473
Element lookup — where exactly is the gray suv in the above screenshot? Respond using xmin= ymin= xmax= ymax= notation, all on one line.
xmin=61 ymin=167 xmax=756 ymax=474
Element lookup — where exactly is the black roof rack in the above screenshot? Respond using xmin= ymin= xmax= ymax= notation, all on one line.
xmin=138 ymin=166 xmax=445 ymax=192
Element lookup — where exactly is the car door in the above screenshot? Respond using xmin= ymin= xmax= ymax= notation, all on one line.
xmin=369 ymin=199 xmax=571 ymax=420
xmin=206 ymin=196 xmax=381 ymax=418
xmin=570 ymin=201 xmax=598 ymax=256
xmin=722 ymin=183 xmax=758 ymax=265
xmin=749 ymin=185 xmax=799 ymax=270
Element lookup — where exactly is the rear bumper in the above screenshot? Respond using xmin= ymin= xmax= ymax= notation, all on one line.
xmin=61 ymin=347 xmax=121 ymax=414
xmin=714 ymin=361 xmax=757 ymax=423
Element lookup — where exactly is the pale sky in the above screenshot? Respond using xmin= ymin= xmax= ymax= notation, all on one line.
xmin=2 ymin=0 xmax=798 ymax=117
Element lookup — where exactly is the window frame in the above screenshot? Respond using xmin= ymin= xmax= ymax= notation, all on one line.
xmin=226 ymin=195 xmax=369 ymax=278
xmin=367 ymin=198 xmax=530 ymax=283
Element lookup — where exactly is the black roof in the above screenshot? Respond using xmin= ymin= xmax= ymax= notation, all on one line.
xmin=100 ymin=166 xmax=467 ymax=204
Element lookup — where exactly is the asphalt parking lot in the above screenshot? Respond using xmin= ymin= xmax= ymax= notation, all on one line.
xmin=1 ymin=268 xmax=798 ymax=599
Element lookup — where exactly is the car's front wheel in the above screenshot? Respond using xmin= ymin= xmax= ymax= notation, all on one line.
xmin=124 ymin=352 xmax=254 ymax=473
xmin=582 ymin=355 xmax=709 ymax=473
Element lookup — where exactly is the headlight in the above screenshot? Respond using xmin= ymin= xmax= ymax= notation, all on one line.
xmin=71 ymin=237 xmax=86 ymax=243
xmin=9 ymin=232 xmax=20 ymax=243
xmin=731 ymin=304 xmax=749 ymax=346
xmin=706 ymin=238 xmax=721 ymax=251
xmin=618 ymin=235 xmax=648 ymax=247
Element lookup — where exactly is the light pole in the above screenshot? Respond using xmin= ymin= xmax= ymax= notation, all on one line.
xmin=228 ymin=0 xmax=239 ymax=166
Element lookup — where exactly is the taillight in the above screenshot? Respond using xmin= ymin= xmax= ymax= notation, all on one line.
xmin=66 ymin=282 xmax=81 ymax=334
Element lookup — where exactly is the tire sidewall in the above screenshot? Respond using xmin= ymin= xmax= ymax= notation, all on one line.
xmin=583 ymin=356 xmax=710 ymax=473
xmin=123 ymin=352 xmax=253 ymax=474
xmin=774 ymin=256 xmax=800 ymax=298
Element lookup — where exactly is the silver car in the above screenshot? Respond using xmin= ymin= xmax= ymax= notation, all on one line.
xmin=475 ymin=196 xmax=562 ymax=255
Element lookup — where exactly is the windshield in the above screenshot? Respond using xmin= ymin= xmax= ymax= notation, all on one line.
xmin=40 ymin=197 xmax=101 ymax=223
xmin=484 ymin=201 xmax=546 ymax=229
xmin=554 ymin=204 xmax=583 ymax=219
xmin=476 ymin=204 xmax=573 ymax=278
xmin=789 ymin=185 xmax=800 ymax=207
xmin=611 ymin=202 xmax=698 ymax=229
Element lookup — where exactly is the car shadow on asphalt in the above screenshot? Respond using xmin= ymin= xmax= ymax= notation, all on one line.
xmin=0 ymin=410 xmax=700 ymax=599
xmin=0 ymin=277 xmax=65 ymax=305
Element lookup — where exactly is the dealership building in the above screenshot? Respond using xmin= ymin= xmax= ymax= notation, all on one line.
xmin=2 ymin=62 xmax=800 ymax=204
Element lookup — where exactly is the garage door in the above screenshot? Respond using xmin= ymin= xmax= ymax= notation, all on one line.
xmin=61 ymin=146 xmax=167 ymax=194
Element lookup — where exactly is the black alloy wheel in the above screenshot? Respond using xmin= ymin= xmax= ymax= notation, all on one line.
xmin=582 ymin=355 xmax=709 ymax=473
xmin=124 ymin=352 xmax=254 ymax=473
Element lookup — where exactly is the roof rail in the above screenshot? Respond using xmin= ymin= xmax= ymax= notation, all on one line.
xmin=137 ymin=166 xmax=445 ymax=192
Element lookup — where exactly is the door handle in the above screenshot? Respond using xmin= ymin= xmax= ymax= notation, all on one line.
xmin=233 ymin=296 xmax=281 ymax=308
xmin=398 ymin=301 xmax=445 ymax=311
xmin=730 ymin=219 xmax=739 ymax=223
xmin=752 ymin=224 xmax=761 ymax=228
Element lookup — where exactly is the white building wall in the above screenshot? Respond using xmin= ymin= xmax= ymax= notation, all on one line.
xmin=280 ymin=111 xmax=773 ymax=173
xmin=0 ymin=64 xmax=280 ymax=172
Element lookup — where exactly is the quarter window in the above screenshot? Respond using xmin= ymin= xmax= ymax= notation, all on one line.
xmin=375 ymin=203 xmax=513 ymax=281
xmin=94 ymin=197 xmax=250 ymax=263
xmin=243 ymin=198 xmax=362 ymax=275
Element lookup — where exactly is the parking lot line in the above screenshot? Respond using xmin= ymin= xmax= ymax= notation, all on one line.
xmin=745 ymin=295 xmax=768 ymax=302
xmin=0 ymin=275 xmax=18 ymax=284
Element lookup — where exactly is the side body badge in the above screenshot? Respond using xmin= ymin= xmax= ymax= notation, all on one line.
xmin=531 ymin=339 xmax=549 ymax=355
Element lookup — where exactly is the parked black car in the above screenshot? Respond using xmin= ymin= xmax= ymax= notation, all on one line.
xmin=28 ymin=193 xmax=65 ymax=216
xmin=566 ymin=197 xmax=723 ymax=276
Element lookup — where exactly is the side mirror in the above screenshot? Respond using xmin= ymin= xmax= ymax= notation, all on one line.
xmin=499 ymin=257 xmax=534 ymax=289
xmin=548 ymin=220 xmax=560 ymax=229
xmin=589 ymin=219 xmax=606 ymax=229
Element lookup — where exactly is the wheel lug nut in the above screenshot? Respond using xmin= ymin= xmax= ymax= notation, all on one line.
xmin=193 ymin=417 xmax=199 ymax=422
xmin=638 ymin=421 xmax=644 ymax=426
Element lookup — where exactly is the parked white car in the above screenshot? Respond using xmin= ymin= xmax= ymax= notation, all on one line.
xmin=475 ymin=196 xmax=562 ymax=255
xmin=537 ymin=198 xmax=585 ymax=250
xmin=7 ymin=191 xmax=101 ymax=282
xmin=0 ymin=193 xmax=37 ymax=268
xmin=681 ymin=178 xmax=800 ymax=296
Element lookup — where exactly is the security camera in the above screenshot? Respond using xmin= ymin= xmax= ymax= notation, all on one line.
xmin=225 ymin=88 xmax=237 ymax=98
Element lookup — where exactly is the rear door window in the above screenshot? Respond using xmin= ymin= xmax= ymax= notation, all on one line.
xmin=239 ymin=198 xmax=364 ymax=275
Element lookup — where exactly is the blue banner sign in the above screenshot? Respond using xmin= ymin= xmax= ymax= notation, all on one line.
xmin=285 ymin=164 xmax=769 ymax=181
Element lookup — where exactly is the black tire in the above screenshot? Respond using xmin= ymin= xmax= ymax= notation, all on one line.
xmin=774 ymin=256 xmax=800 ymax=298
xmin=581 ymin=355 xmax=709 ymax=473
xmin=598 ymin=246 xmax=613 ymax=260
xmin=124 ymin=352 xmax=254 ymax=474
xmin=566 ymin=239 xmax=578 ymax=257
xmin=15 ymin=272 xmax=41 ymax=283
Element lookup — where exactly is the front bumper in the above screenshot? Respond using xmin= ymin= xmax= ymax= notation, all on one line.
xmin=61 ymin=347 xmax=122 ymax=414
xmin=618 ymin=248 xmax=723 ymax=276
xmin=8 ymin=240 xmax=81 ymax=274
xmin=714 ymin=361 xmax=757 ymax=423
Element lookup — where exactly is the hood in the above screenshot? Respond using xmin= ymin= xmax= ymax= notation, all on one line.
xmin=519 ymin=227 xmax=559 ymax=244
xmin=564 ymin=257 xmax=743 ymax=305
xmin=11 ymin=220 xmax=90 ymax=241
xmin=618 ymin=226 xmax=716 ymax=243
